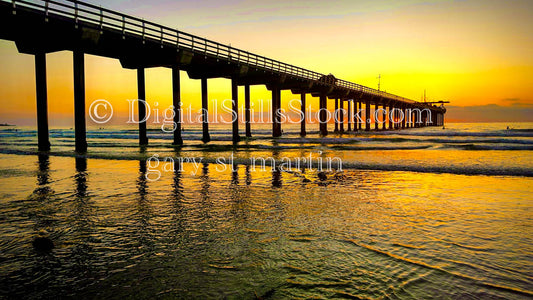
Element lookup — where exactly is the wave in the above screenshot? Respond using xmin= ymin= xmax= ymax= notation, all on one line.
xmin=0 ymin=140 xmax=431 ymax=152
xmin=441 ymin=144 xmax=533 ymax=151
xmin=2 ymin=138 xmax=533 ymax=151
xmin=340 ymin=161 xmax=533 ymax=177
xmin=341 ymin=239 xmax=533 ymax=298
xmin=3 ymin=128 xmax=533 ymax=141
xmin=359 ymin=137 xmax=533 ymax=144
xmin=394 ymin=131 xmax=533 ymax=138
xmin=1 ymin=149 xmax=532 ymax=178
xmin=4 ymin=131 xmax=533 ymax=146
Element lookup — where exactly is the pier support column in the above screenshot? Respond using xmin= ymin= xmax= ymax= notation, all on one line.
xmin=406 ymin=107 xmax=410 ymax=128
xmin=402 ymin=106 xmax=406 ymax=129
xmin=395 ymin=106 xmax=399 ymax=129
xmin=35 ymin=52 xmax=50 ymax=151
xmin=231 ymin=79 xmax=240 ymax=143
xmin=358 ymin=101 xmax=362 ymax=130
xmin=388 ymin=104 xmax=393 ymax=130
xmin=393 ymin=107 xmax=397 ymax=129
xmin=300 ymin=93 xmax=306 ymax=137
xmin=374 ymin=103 xmax=379 ymax=130
xmin=319 ymin=93 xmax=328 ymax=136
xmin=410 ymin=108 xmax=414 ymax=128
xmin=137 ymin=68 xmax=148 ymax=146
xmin=353 ymin=101 xmax=358 ymax=131
xmin=390 ymin=107 xmax=394 ymax=129
xmin=381 ymin=105 xmax=386 ymax=130
xmin=73 ymin=50 xmax=87 ymax=153
xmin=373 ymin=104 xmax=380 ymax=131
xmin=340 ymin=99 xmax=344 ymax=133
xmin=365 ymin=100 xmax=371 ymax=131
xmin=172 ymin=66 xmax=183 ymax=145
xmin=245 ymin=84 xmax=251 ymax=137
xmin=347 ymin=100 xmax=352 ymax=131
xmin=201 ymin=78 xmax=210 ymax=143
xmin=272 ymin=85 xmax=282 ymax=137
xmin=334 ymin=98 xmax=339 ymax=132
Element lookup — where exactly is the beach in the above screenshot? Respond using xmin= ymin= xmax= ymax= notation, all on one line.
xmin=0 ymin=122 xmax=532 ymax=298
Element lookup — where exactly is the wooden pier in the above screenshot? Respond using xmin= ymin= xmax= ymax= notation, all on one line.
xmin=0 ymin=0 xmax=446 ymax=152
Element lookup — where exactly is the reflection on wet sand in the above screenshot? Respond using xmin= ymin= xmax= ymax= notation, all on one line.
xmin=30 ymin=153 xmax=56 ymax=239
xmin=135 ymin=159 xmax=154 ymax=251
xmin=1 ymin=152 xmax=531 ymax=299
xmin=169 ymin=157 xmax=185 ymax=237
xmin=68 ymin=156 xmax=97 ymax=284
xmin=245 ymin=165 xmax=252 ymax=186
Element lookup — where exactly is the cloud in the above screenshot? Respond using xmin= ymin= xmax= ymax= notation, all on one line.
xmin=446 ymin=104 xmax=533 ymax=122
xmin=499 ymin=98 xmax=533 ymax=107
xmin=502 ymin=98 xmax=520 ymax=103
xmin=84 ymin=0 xmax=452 ymax=30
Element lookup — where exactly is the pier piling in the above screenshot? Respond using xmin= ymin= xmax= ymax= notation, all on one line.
xmin=35 ymin=52 xmax=50 ymax=151
xmin=231 ymin=78 xmax=240 ymax=143
xmin=334 ymin=98 xmax=339 ymax=132
xmin=272 ymin=85 xmax=282 ymax=137
xmin=340 ymin=99 xmax=344 ymax=133
xmin=374 ymin=103 xmax=379 ymax=130
xmin=172 ymin=66 xmax=183 ymax=145
xmin=358 ymin=101 xmax=362 ymax=131
xmin=365 ymin=100 xmax=371 ymax=131
xmin=73 ymin=50 xmax=87 ymax=153
xmin=347 ymin=100 xmax=352 ymax=131
xmin=137 ymin=68 xmax=148 ymax=146
xmin=300 ymin=93 xmax=306 ymax=137
xmin=201 ymin=78 xmax=210 ymax=143
xmin=319 ymin=93 xmax=328 ymax=136
xmin=245 ymin=84 xmax=251 ymax=138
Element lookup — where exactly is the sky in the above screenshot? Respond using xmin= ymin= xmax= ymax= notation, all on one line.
xmin=0 ymin=0 xmax=532 ymax=125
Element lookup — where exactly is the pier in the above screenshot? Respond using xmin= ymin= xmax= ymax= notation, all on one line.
xmin=0 ymin=0 xmax=446 ymax=152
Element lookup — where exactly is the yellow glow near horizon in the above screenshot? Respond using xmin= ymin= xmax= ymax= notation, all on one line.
xmin=0 ymin=0 xmax=531 ymax=125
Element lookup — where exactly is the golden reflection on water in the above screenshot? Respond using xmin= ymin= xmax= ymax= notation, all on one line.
xmin=0 ymin=153 xmax=532 ymax=298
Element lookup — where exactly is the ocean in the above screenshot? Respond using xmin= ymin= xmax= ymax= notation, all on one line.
xmin=0 ymin=122 xmax=532 ymax=298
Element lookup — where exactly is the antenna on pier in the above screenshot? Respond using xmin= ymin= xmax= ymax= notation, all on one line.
xmin=377 ymin=74 xmax=381 ymax=91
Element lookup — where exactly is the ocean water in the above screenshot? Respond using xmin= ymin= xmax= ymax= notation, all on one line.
xmin=0 ymin=122 xmax=532 ymax=299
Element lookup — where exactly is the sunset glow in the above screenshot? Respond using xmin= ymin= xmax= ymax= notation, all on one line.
xmin=0 ymin=0 xmax=531 ymax=125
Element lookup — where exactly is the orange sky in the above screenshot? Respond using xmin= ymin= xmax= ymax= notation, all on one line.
xmin=0 ymin=0 xmax=531 ymax=125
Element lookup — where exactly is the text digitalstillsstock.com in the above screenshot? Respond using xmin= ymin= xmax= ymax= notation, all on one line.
xmin=87 ymin=98 xmax=430 ymax=181
xmin=89 ymin=98 xmax=434 ymax=129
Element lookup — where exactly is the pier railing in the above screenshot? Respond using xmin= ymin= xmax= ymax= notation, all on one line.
xmin=7 ymin=0 xmax=416 ymax=104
